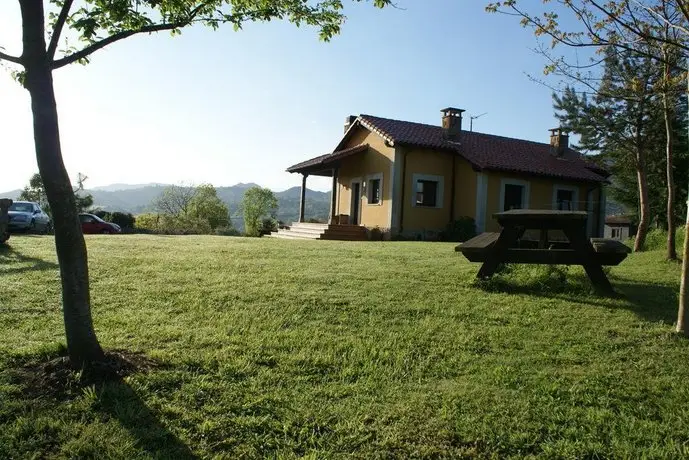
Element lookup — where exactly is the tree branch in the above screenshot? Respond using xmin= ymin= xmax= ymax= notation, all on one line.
xmin=47 ymin=0 xmax=74 ymax=60
xmin=0 ymin=48 xmax=22 ymax=65
xmin=51 ymin=22 xmax=183 ymax=69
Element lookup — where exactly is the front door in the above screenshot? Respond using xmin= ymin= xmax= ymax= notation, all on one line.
xmin=351 ymin=182 xmax=361 ymax=225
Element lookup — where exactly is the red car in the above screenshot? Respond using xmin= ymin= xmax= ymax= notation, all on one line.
xmin=79 ymin=213 xmax=122 ymax=234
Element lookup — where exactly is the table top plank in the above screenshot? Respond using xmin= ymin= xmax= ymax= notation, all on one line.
xmin=494 ymin=209 xmax=588 ymax=221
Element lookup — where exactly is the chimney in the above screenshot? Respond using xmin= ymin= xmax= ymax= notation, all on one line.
xmin=549 ymin=128 xmax=569 ymax=156
xmin=441 ymin=107 xmax=465 ymax=141
xmin=344 ymin=115 xmax=357 ymax=133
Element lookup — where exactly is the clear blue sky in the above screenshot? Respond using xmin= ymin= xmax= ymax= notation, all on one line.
xmin=1 ymin=1 xmax=583 ymax=192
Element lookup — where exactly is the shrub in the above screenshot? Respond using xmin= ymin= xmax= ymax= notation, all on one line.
xmin=135 ymin=213 xmax=161 ymax=232
xmin=441 ymin=217 xmax=476 ymax=242
xmin=260 ymin=218 xmax=278 ymax=236
xmin=110 ymin=212 xmax=135 ymax=230
xmin=368 ymin=226 xmax=383 ymax=241
xmin=215 ymin=226 xmax=241 ymax=236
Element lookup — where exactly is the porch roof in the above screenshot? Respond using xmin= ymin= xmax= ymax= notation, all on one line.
xmin=286 ymin=144 xmax=369 ymax=176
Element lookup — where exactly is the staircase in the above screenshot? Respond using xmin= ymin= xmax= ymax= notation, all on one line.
xmin=270 ymin=222 xmax=368 ymax=241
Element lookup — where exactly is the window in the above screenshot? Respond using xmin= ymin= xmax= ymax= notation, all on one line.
xmin=500 ymin=179 xmax=529 ymax=212
xmin=552 ymin=186 xmax=579 ymax=211
xmin=79 ymin=214 xmax=94 ymax=223
xmin=412 ymin=174 xmax=444 ymax=208
xmin=368 ymin=178 xmax=381 ymax=204
xmin=503 ymin=184 xmax=525 ymax=211
xmin=556 ymin=189 xmax=574 ymax=210
xmin=416 ymin=180 xmax=439 ymax=207
xmin=612 ymin=227 xmax=621 ymax=239
xmin=365 ymin=173 xmax=383 ymax=205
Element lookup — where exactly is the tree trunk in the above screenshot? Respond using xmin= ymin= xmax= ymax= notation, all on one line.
xmin=634 ymin=159 xmax=650 ymax=252
xmin=20 ymin=0 xmax=104 ymax=367
xmin=678 ymin=70 xmax=689 ymax=335
xmin=663 ymin=60 xmax=677 ymax=260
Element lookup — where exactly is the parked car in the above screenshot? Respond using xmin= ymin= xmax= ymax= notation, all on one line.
xmin=79 ymin=213 xmax=121 ymax=234
xmin=8 ymin=201 xmax=51 ymax=233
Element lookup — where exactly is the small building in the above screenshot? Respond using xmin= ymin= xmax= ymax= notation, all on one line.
xmin=604 ymin=216 xmax=633 ymax=240
xmin=285 ymin=108 xmax=610 ymax=240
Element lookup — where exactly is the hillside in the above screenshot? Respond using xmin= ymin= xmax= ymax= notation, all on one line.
xmin=1 ymin=183 xmax=331 ymax=224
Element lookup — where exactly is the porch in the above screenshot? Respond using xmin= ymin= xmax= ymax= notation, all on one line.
xmin=269 ymin=222 xmax=368 ymax=241
xmin=285 ymin=144 xmax=369 ymax=225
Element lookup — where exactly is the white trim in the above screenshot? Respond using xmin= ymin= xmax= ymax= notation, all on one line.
xmin=475 ymin=173 xmax=488 ymax=232
xmin=365 ymin=172 xmax=384 ymax=206
xmin=499 ymin=178 xmax=530 ymax=212
xmin=552 ymin=184 xmax=579 ymax=211
xmin=598 ymin=186 xmax=606 ymax=238
xmin=586 ymin=189 xmax=594 ymax=237
xmin=411 ymin=174 xmax=444 ymax=209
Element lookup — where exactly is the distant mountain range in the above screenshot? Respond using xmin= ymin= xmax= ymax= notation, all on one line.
xmin=1 ymin=183 xmax=331 ymax=224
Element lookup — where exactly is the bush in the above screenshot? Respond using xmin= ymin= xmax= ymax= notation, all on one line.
xmin=110 ymin=212 xmax=135 ymax=230
xmin=630 ymin=226 xmax=686 ymax=252
xmin=135 ymin=213 xmax=161 ymax=232
xmin=368 ymin=226 xmax=383 ymax=241
xmin=260 ymin=218 xmax=278 ymax=236
xmin=215 ymin=226 xmax=241 ymax=236
xmin=441 ymin=217 xmax=476 ymax=242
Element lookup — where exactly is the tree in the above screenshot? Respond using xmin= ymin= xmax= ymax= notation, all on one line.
xmin=188 ymin=184 xmax=230 ymax=231
xmin=485 ymin=0 xmax=689 ymax=334
xmin=2 ymin=0 xmax=391 ymax=368
xmin=242 ymin=186 xmax=278 ymax=237
xmin=553 ymin=48 xmax=665 ymax=252
xmin=19 ymin=172 xmax=50 ymax=213
xmin=19 ymin=171 xmax=95 ymax=216
xmin=153 ymin=183 xmax=197 ymax=217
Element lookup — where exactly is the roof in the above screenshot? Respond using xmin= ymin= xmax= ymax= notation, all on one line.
xmin=605 ymin=215 xmax=632 ymax=225
xmin=355 ymin=115 xmax=609 ymax=183
xmin=286 ymin=144 xmax=369 ymax=174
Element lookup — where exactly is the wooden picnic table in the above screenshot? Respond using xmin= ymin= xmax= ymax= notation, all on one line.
xmin=456 ymin=209 xmax=631 ymax=294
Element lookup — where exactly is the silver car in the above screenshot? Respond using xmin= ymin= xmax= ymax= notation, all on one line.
xmin=8 ymin=201 xmax=51 ymax=233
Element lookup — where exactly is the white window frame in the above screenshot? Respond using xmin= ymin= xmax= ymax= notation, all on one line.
xmin=552 ymin=184 xmax=579 ymax=211
xmin=365 ymin=172 xmax=383 ymax=206
xmin=411 ymin=174 xmax=444 ymax=209
xmin=499 ymin=178 xmax=530 ymax=212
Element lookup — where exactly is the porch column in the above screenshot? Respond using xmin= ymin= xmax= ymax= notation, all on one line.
xmin=298 ymin=173 xmax=308 ymax=223
xmin=329 ymin=168 xmax=339 ymax=224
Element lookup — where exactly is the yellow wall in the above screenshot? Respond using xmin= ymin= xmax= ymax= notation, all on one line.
xmin=327 ymin=126 xmax=605 ymax=237
xmin=483 ymin=172 xmax=600 ymax=232
xmin=336 ymin=127 xmax=394 ymax=229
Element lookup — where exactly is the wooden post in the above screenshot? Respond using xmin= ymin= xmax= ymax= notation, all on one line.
xmin=329 ymin=168 xmax=338 ymax=224
xmin=299 ymin=174 xmax=308 ymax=223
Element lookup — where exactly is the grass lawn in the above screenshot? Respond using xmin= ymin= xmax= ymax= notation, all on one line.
xmin=1 ymin=234 xmax=688 ymax=458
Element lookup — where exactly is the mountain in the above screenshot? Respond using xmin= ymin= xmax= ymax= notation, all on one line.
xmin=91 ymin=183 xmax=167 ymax=192
xmin=1 ymin=183 xmax=330 ymax=224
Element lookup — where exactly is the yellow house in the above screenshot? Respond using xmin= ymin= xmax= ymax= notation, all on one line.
xmin=285 ymin=108 xmax=609 ymax=240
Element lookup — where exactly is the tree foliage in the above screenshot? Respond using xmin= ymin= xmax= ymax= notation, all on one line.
xmin=19 ymin=172 xmax=94 ymax=215
xmin=150 ymin=183 xmax=230 ymax=233
xmin=242 ymin=186 xmax=278 ymax=237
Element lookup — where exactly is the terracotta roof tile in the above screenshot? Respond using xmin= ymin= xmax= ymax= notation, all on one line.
xmin=359 ymin=115 xmax=609 ymax=183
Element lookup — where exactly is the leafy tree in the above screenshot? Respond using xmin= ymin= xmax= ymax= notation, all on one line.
xmin=188 ymin=184 xmax=230 ymax=231
xmin=19 ymin=173 xmax=50 ymax=214
xmin=1 ymin=0 xmax=391 ymax=368
xmin=153 ymin=184 xmax=197 ymax=217
xmin=553 ymin=48 xmax=664 ymax=252
xmin=242 ymin=187 xmax=278 ymax=237
xmin=19 ymin=171 xmax=95 ymax=215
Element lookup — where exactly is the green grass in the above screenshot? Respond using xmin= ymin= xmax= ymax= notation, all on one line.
xmin=1 ymin=234 xmax=688 ymax=458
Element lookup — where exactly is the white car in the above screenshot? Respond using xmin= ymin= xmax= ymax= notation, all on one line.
xmin=8 ymin=201 xmax=52 ymax=233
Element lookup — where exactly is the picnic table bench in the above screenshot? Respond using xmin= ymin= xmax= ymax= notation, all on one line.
xmin=456 ymin=210 xmax=631 ymax=293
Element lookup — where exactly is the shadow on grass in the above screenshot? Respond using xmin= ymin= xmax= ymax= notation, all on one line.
xmin=7 ymin=349 xmax=198 ymax=459
xmin=0 ymin=244 xmax=59 ymax=274
xmin=472 ymin=265 xmax=678 ymax=325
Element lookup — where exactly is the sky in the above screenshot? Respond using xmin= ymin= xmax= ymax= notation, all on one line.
xmin=1 ymin=1 xmax=587 ymax=193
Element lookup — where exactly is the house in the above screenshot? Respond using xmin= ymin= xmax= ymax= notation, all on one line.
xmin=604 ymin=216 xmax=633 ymax=240
xmin=285 ymin=108 xmax=610 ymax=240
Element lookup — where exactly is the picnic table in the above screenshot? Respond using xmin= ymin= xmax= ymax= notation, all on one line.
xmin=456 ymin=209 xmax=631 ymax=293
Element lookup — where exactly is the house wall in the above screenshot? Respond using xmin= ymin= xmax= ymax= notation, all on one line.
xmin=332 ymin=127 xmax=606 ymax=239
xmin=336 ymin=127 xmax=395 ymax=231
xmin=604 ymin=224 xmax=630 ymax=240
